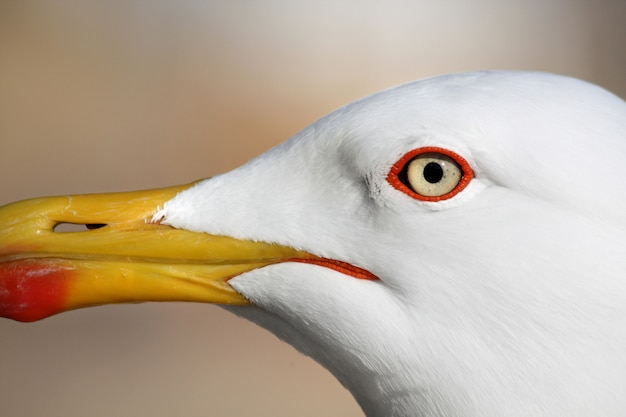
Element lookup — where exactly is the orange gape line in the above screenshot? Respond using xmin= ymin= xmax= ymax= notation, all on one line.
xmin=287 ymin=258 xmax=379 ymax=280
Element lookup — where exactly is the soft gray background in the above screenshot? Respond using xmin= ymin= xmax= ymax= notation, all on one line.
xmin=1 ymin=1 xmax=625 ymax=416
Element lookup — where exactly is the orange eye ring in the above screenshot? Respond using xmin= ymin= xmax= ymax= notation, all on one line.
xmin=387 ymin=147 xmax=474 ymax=202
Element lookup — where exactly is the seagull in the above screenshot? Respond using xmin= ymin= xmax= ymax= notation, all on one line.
xmin=1 ymin=71 xmax=626 ymax=416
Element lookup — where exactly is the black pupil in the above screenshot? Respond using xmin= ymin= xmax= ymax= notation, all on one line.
xmin=423 ymin=162 xmax=444 ymax=183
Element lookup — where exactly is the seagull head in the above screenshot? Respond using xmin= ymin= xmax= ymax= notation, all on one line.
xmin=2 ymin=71 xmax=626 ymax=416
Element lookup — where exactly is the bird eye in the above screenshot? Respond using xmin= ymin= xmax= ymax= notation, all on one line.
xmin=387 ymin=147 xmax=473 ymax=202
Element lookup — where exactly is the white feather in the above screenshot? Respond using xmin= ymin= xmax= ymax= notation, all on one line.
xmin=156 ymin=71 xmax=626 ymax=416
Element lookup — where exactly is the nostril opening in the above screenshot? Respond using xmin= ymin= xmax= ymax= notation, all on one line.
xmin=53 ymin=223 xmax=107 ymax=233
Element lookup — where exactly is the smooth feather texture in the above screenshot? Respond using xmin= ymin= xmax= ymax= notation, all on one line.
xmin=155 ymin=71 xmax=626 ymax=416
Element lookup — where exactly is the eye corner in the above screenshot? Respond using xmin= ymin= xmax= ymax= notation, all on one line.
xmin=387 ymin=147 xmax=474 ymax=202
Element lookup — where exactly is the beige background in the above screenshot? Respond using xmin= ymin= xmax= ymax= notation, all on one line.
xmin=1 ymin=1 xmax=625 ymax=416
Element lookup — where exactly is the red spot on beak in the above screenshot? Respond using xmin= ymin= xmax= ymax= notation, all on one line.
xmin=0 ymin=259 xmax=72 ymax=322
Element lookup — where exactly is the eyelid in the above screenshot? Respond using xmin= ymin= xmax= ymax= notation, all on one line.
xmin=386 ymin=147 xmax=474 ymax=202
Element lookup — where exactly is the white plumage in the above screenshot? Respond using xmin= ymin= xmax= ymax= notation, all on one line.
xmin=155 ymin=71 xmax=626 ymax=416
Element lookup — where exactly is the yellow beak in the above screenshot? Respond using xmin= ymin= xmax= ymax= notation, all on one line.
xmin=0 ymin=182 xmax=312 ymax=322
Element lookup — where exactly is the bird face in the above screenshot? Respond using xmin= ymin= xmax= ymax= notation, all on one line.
xmin=2 ymin=71 xmax=626 ymax=416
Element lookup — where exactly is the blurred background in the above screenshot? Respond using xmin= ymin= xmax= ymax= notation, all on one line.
xmin=0 ymin=1 xmax=624 ymax=416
